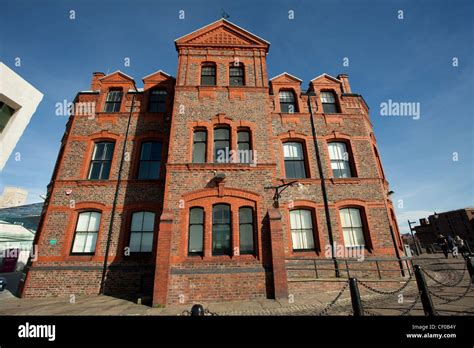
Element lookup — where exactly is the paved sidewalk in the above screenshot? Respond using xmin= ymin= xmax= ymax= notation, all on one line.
xmin=0 ymin=256 xmax=472 ymax=316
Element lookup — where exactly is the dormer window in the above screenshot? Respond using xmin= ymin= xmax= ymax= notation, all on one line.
xmin=104 ymin=90 xmax=123 ymax=112
xmin=201 ymin=64 xmax=216 ymax=86
xmin=149 ymin=90 xmax=167 ymax=112
xmin=279 ymin=90 xmax=297 ymax=113
xmin=229 ymin=65 xmax=244 ymax=86
xmin=320 ymin=91 xmax=338 ymax=113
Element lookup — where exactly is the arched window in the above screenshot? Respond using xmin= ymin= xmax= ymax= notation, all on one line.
xmin=229 ymin=64 xmax=244 ymax=86
xmin=149 ymin=90 xmax=167 ymax=112
xmin=130 ymin=211 xmax=155 ymax=252
xmin=283 ymin=142 xmax=307 ymax=178
xmin=104 ymin=89 xmax=123 ymax=112
xmin=214 ymin=127 xmax=230 ymax=163
xmin=327 ymin=142 xmax=353 ymax=178
xmin=71 ymin=211 xmax=101 ymax=254
xmin=188 ymin=207 xmax=204 ymax=255
xmin=212 ymin=204 xmax=231 ymax=255
xmin=290 ymin=209 xmax=315 ymax=251
xmin=88 ymin=141 xmax=115 ymax=180
xmin=239 ymin=207 xmax=255 ymax=254
xmin=192 ymin=130 xmax=207 ymax=163
xmin=339 ymin=208 xmax=366 ymax=247
xmin=201 ymin=63 xmax=216 ymax=86
xmin=138 ymin=141 xmax=162 ymax=179
xmin=320 ymin=91 xmax=338 ymax=113
xmin=279 ymin=90 xmax=297 ymax=113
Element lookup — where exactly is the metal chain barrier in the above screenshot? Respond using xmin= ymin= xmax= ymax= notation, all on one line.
xmin=357 ymin=272 xmax=414 ymax=296
xmin=400 ymin=293 xmax=421 ymax=316
xmin=317 ymin=281 xmax=349 ymax=316
xmin=422 ymin=263 xmax=467 ymax=288
xmin=204 ymin=308 xmax=219 ymax=316
xmin=428 ymin=280 xmax=472 ymax=304
xmin=180 ymin=307 xmax=219 ymax=316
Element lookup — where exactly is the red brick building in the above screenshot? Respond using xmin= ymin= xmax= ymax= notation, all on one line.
xmin=21 ymin=19 xmax=404 ymax=306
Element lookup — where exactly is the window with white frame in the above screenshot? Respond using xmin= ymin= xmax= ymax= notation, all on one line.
xmin=290 ymin=209 xmax=315 ymax=251
xmin=283 ymin=142 xmax=307 ymax=178
xmin=328 ymin=142 xmax=353 ymax=178
xmin=130 ymin=211 xmax=155 ymax=252
xmin=339 ymin=208 xmax=365 ymax=247
xmin=320 ymin=91 xmax=338 ymax=113
xmin=279 ymin=90 xmax=297 ymax=113
xmin=71 ymin=211 xmax=101 ymax=254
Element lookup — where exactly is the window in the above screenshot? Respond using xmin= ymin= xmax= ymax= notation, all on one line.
xmin=149 ymin=90 xmax=167 ymax=112
xmin=104 ymin=90 xmax=123 ymax=112
xmin=138 ymin=141 xmax=162 ymax=179
xmin=320 ymin=91 xmax=338 ymax=113
xmin=279 ymin=90 xmax=297 ymax=113
xmin=201 ymin=64 xmax=216 ymax=86
xmin=239 ymin=207 xmax=255 ymax=254
xmin=0 ymin=102 xmax=15 ymax=133
xmin=339 ymin=208 xmax=365 ymax=247
xmin=229 ymin=65 xmax=244 ymax=86
xmin=188 ymin=207 xmax=204 ymax=255
xmin=283 ymin=142 xmax=307 ymax=178
xmin=290 ymin=209 xmax=315 ymax=251
xmin=328 ymin=142 xmax=353 ymax=178
xmin=88 ymin=142 xmax=115 ymax=180
xmin=130 ymin=211 xmax=155 ymax=252
xmin=214 ymin=127 xmax=230 ymax=163
xmin=237 ymin=130 xmax=251 ymax=163
xmin=71 ymin=211 xmax=101 ymax=254
xmin=192 ymin=130 xmax=207 ymax=163
xmin=212 ymin=204 xmax=231 ymax=255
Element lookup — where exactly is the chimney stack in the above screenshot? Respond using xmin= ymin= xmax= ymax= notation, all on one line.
xmin=91 ymin=72 xmax=105 ymax=91
xmin=337 ymin=74 xmax=351 ymax=93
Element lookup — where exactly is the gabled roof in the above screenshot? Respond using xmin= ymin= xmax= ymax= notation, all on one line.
xmin=99 ymin=70 xmax=135 ymax=82
xmin=175 ymin=19 xmax=269 ymax=51
xmin=142 ymin=69 xmax=174 ymax=80
xmin=269 ymin=72 xmax=303 ymax=83
xmin=310 ymin=73 xmax=341 ymax=84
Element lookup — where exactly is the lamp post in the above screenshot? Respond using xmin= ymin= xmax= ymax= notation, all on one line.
xmin=408 ymin=220 xmax=422 ymax=256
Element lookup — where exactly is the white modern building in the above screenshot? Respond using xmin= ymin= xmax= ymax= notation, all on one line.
xmin=0 ymin=62 xmax=43 ymax=171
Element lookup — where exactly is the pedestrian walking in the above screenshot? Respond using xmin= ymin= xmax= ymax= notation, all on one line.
xmin=437 ymin=234 xmax=449 ymax=258
xmin=455 ymin=235 xmax=468 ymax=258
xmin=447 ymin=235 xmax=458 ymax=258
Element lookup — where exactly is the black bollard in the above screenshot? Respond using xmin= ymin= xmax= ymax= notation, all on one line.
xmin=349 ymin=278 xmax=364 ymax=316
xmin=190 ymin=304 xmax=205 ymax=316
xmin=414 ymin=265 xmax=436 ymax=316
xmin=466 ymin=256 xmax=474 ymax=282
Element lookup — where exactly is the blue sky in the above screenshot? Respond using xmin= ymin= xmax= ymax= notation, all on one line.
xmin=0 ymin=0 xmax=473 ymax=234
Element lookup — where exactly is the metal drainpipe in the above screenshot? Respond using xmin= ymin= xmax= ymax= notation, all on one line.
xmin=306 ymin=92 xmax=340 ymax=277
xmin=99 ymin=88 xmax=137 ymax=295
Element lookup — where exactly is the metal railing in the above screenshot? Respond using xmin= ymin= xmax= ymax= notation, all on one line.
xmin=286 ymin=257 xmax=413 ymax=280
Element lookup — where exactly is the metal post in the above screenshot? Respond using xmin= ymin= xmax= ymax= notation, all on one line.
xmin=465 ymin=256 xmax=474 ymax=281
xmin=349 ymin=278 xmax=364 ymax=316
xmin=408 ymin=220 xmax=421 ymax=256
xmin=414 ymin=265 xmax=436 ymax=316
xmin=190 ymin=304 xmax=205 ymax=316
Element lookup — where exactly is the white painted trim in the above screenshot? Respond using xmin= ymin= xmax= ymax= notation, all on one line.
xmin=174 ymin=18 xmax=270 ymax=45
xmin=269 ymin=72 xmax=303 ymax=82
xmin=142 ymin=69 xmax=174 ymax=80
xmin=99 ymin=70 xmax=135 ymax=81
xmin=311 ymin=73 xmax=341 ymax=83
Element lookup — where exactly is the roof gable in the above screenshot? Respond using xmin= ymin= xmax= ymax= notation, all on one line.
xmin=142 ymin=70 xmax=175 ymax=82
xmin=270 ymin=72 xmax=303 ymax=84
xmin=310 ymin=73 xmax=341 ymax=84
xmin=175 ymin=19 xmax=269 ymax=51
xmin=99 ymin=70 xmax=135 ymax=83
